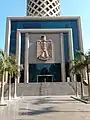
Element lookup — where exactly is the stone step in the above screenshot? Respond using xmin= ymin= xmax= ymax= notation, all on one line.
xmin=4 ymin=82 xmax=88 ymax=96
xmin=4 ymin=82 xmax=88 ymax=97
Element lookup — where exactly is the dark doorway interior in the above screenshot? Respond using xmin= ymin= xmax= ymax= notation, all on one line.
xmin=29 ymin=63 xmax=61 ymax=82
xmin=38 ymin=67 xmax=53 ymax=82
xmin=38 ymin=76 xmax=53 ymax=82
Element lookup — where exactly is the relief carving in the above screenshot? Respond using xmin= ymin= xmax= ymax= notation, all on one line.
xmin=37 ymin=35 xmax=52 ymax=61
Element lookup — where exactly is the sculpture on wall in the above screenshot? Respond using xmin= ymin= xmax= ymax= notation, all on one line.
xmin=37 ymin=35 xmax=52 ymax=61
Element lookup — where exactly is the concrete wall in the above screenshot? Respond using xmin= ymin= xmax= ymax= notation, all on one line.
xmin=28 ymin=33 xmax=61 ymax=63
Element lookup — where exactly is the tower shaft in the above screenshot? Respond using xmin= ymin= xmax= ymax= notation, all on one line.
xmin=27 ymin=0 xmax=60 ymax=16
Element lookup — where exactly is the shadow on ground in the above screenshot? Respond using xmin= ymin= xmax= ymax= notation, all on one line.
xmin=19 ymin=106 xmax=90 ymax=116
xmin=19 ymin=106 xmax=59 ymax=116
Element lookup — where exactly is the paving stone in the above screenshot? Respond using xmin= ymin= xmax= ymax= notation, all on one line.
xmin=0 ymin=96 xmax=90 ymax=120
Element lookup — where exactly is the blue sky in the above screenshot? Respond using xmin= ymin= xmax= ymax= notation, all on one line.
xmin=0 ymin=0 xmax=90 ymax=52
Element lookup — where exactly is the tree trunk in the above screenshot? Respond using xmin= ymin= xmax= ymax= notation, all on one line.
xmin=0 ymin=72 xmax=5 ymax=103
xmin=76 ymin=80 xmax=78 ymax=97
xmin=80 ymin=73 xmax=84 ymax=99
xmin=8 ymin=75 xmax=11 ymax=100
xmin=14 ymin=78 xmax=17 ymax=99
xmin=74 ymin=74 xmax=78 ymax=97
xmin=87 ymin=65 xmax=90 ymax=97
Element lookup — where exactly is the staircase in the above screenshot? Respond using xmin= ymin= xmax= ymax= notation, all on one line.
xmin=4 ymin=82 xmax=88 ymax=97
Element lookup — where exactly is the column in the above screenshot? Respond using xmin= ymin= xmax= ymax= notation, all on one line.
xmin=77 ymin=18 xmax=84 ymax=53
xmin=4 ymin=18 xmax=11 ymax=55
xmin=24 ymin=33 xmax=29 ymax=83
xmin=60 ymin=33 xmax=66 ymax=82
xmin=68 ymin=30 xmax=75 ymax=81
xmin=4 ymin=18 xmax=11 ymax=83
xmin=16 ymin=31 xmax=21 ymax=83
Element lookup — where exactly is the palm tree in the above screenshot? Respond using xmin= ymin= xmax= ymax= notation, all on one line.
xmin=7 ymin=54 xmax=15 ymax=100
xmin=70 ymin=57 xmax=85 ymax=98
xmin=77 ymin=50 xmax=90 ymax=98
xmin=0 ymin=50 xmax=10 ymax=105
xmin=9 ymin=54 xmax=23 ymax=99
xmin=0 ymin=50 xmax=21 ymax=103
xmin=85 ymin=52 xmax=90 ymax=98
xmin=8 ymin=54 xmax=20 ymax=99
xmin=70 ymin=58 xmax=79 ymax=97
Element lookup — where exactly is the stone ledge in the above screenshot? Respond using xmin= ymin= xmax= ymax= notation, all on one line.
xmin=71 ymin=96 xmax=90 ymax=104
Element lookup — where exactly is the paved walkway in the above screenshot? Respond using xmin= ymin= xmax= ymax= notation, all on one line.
xmin=0 ymin=96 xmax=90 ymax=120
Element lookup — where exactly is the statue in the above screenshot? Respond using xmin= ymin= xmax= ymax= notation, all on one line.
xmin=37 ymin=35 xmax=52 ymax=61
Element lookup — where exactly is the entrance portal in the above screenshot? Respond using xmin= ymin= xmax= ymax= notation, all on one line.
xmin=29 ymin=63 xmax=61 ymax=82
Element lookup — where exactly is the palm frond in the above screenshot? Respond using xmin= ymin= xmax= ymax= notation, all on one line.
xmin=75 ymin=50 xmax=84 ymax=56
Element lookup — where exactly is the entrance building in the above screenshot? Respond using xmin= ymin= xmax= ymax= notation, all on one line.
xmin=4 ymin=0 xmax=84 ymax=83
xmin=5 ymin=17 xmax=83 ymax=83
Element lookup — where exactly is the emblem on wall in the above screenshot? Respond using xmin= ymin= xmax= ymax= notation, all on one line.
xmin=37 ymin=35 xmax=52 ymax=61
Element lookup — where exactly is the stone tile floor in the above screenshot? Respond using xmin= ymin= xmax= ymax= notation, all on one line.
xmin=0 ymin=96 xmax=90 ymax=120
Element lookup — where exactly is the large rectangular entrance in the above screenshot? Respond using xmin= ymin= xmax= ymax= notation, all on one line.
xmin=29 ymin=63 xmax=61 ymax=82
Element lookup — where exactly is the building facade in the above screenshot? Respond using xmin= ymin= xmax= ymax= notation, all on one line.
xmin=4 ymin=0 xmax=84 ymax=83
xmin=5 ymin=16 xmax=83 ymax=83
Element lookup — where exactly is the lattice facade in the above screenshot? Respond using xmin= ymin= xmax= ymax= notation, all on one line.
xmin=27 ymin=0 xmax=60 ymax=16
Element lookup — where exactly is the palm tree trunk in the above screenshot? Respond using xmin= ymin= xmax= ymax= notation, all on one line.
xmin=74 ymin=74 xmax=78 ymax=97
xmin=0 ymin=72 xmax=5 ymax=103
xmin=87 ymin=73 xmax=90 ymax=97
xmin=14 ymin=78 xmax=17 ymax=98
xmin=87 ymin=65 xmax=90 ymax=97
xmin=81 ymin=73 xmax=84 ymax=99
xmin=76 ymin=80 xmax=78 ymax=97
xmin=8 ymin=75 xmax=11 ymax=100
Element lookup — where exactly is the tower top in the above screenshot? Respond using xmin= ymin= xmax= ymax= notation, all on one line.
xmin=27 ymin=0 xmax=60 ymax=16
